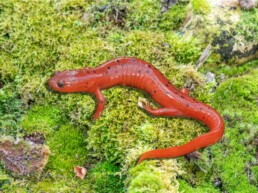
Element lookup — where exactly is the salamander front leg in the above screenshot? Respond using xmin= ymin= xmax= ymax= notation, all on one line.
xmin=138 ymin=98 xmax=181 ymax=117
xmin=93 ymin=89 xmax=106 ymax=120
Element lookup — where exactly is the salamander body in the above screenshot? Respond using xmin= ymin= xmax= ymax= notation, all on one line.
xmin=48 ymin=57 xmax=224 ymax=164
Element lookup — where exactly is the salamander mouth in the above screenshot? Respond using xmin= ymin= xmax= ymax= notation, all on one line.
xmin=45 ymin=80 xmax=62 ymax=93
xmin=45 ymin=81 xmax=52 ymax=92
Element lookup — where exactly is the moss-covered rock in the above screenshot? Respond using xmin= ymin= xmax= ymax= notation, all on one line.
xmin=127 ymin=160 xmax=183 ymax=193
xmin=182 ymin=1 xmax=258 ymax=66
xmin=0 ymin=0 xmax=257 ymax=192
xmin=179 ymin=68 xmax=258 ymax=192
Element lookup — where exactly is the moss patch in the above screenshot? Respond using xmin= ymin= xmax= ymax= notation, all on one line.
xmin=0 ymin=87 xmax=23 ymax=135
xmin=90 ymin=161 xmax=126 ymax=193
xmin=179 ymin=68 xmax=258 ymax=192
xmin=191 ymin=0 xmax=211 ymax=15
xmin=128 ymin=160 xmax=182 ymax=193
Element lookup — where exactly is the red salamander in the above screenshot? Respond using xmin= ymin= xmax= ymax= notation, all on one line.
xmin=48 ymin=57 xmax=224 ymax=164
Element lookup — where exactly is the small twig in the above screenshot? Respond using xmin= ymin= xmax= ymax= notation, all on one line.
xmin=36 ymin=77 xmax=46 ymax=94
xmin=196 ymin=44 xmax=211 ymax=70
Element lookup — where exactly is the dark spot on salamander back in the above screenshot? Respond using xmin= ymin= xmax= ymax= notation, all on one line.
xmin=116 ymin=59 xmax=120 ymax=63
xmin=154 ymin=90 xmax=156 ymax=93
xmin=107 ymin=67 xmax=111 ymax=70
xmin=146 ymin=70 xmax=150 ymax=74
xmin=186 ymin=103 xmax=190 ymax=107
xmin=180 ymin=95 xmax=185 ymax=98
xmin=93 ymin=70 xmax=96 ymax=73
xmin=138 ymin=70 xmax=141 ymax=73
xmin=148 ymin=65 xmax=151 ymax=68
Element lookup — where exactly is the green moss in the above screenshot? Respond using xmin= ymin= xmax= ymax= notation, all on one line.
xmin=165 ymin=33 xmax=201 ymax=64
xmin=179 ymin=179 xmax=220 ymax=193
xmin=213 ymin=69 xmax=258 ymax=123
xmin=0 ymin=85 xmax=23 ymax=135
xmin=128 ymin=160 xmax=182 ymax=193
xmin=126 ymin=1 xmax=160 ymax=30
xmin=90 ymin=161 xmax=126 ymax=193
xmin=0 ymin=170 xmax=11 ymax=191
xmin=21 ymin=105 xmax=64 ymax=135
xmin=159 ymin=3 xmax=188 ymax=31
xmin=211 ymin=69 xmax=257 ymax=192
xmin=3 ymin=178 xmax=93 ymax=193
xmin=129 ymin=169 xmax=164 ymax=192
xmin=236 ymin=8 xmax=258 ymax=42
xmin=125 ymin=1 xmax=188 ymax=31
xmin=216 ymin=59 xmax=258 ymax=77
xmin=46 ymin=125 xmax=88 ymax=175
xmin=191 ymin=0 xmax=211 ymax=15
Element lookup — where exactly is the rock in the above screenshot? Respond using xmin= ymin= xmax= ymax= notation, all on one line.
xmin=181 ymin=0 xmax=258 ymax=65
xmin=205 ymin=72 xmax=216 ymax=83
xmin=240 ymin=0 xmax=256 ymax=10
xmin=0 ymin=137 xmax=50 ymax=176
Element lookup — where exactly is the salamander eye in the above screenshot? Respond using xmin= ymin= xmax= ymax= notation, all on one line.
xmin=57 ymin=81 xmax=64 ymax=88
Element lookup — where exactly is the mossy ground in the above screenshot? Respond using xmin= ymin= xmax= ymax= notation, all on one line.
xmin=0 ymin=0 xmax=257 ymax=192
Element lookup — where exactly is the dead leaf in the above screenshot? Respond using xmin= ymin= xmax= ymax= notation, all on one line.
xmin=74 ymin=166 xmax=87 ymax=179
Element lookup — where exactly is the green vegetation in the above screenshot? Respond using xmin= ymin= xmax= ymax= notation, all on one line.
xmin=191 ymin=0 xmax=211 ymax=15
xmin=212 ymin=69 xmax=258 ymax=192
xmin=236 ymin=9 xmax=258 ymax=42
xmin=0 ymin=87 xmax=23 ymax=135
xmin=90 ymin=161 xmax=126 ymax=193
xmin=217 ymin=59 xmax=258 ymax=77
xmin=127 ymin=160 xmax=183 ymax=193
xmin=0 ymin=0 xmax=257 ymax=192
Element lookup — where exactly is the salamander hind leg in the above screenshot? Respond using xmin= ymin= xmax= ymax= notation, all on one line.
xmin=93 ymin=89 xmax=106 ymax=120
xmin=138 ymin=98 xmax=181 ymax=117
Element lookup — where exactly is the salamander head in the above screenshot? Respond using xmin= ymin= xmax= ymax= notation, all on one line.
xmin=47 ymin=69 xmax=99 ymax=93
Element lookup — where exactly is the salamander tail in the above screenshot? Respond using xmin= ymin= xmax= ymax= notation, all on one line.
xmin=137 ymin=113 xmax=224 ymax=164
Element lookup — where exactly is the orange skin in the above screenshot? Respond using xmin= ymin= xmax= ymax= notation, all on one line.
xmin=48 ymin=57 xmax=224 ymax=164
